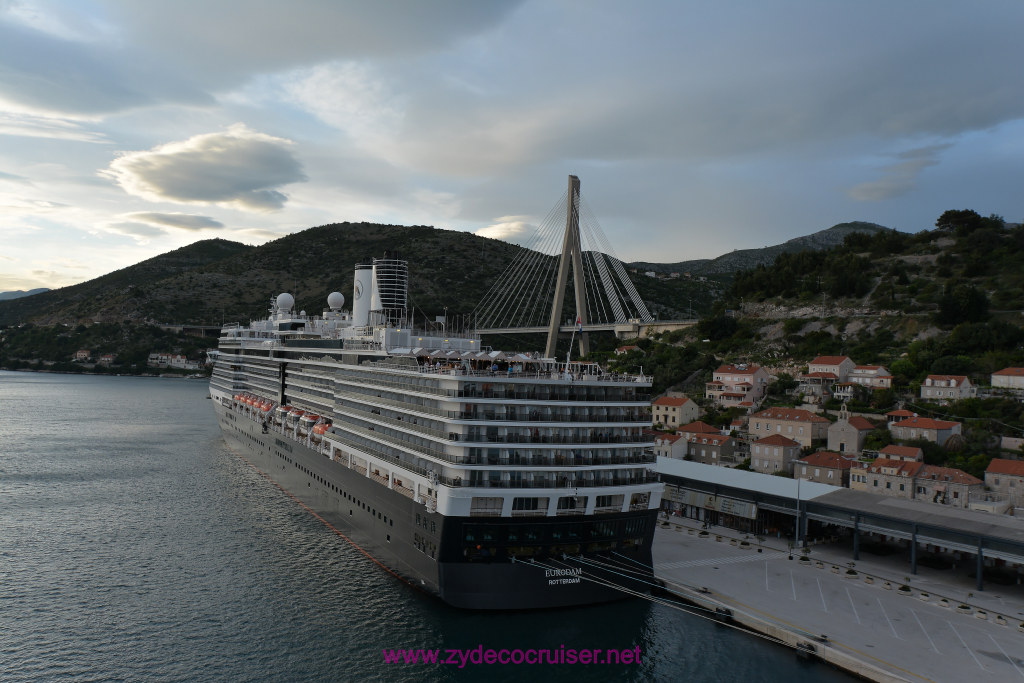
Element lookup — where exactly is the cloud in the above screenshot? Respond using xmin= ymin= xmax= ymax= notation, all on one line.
xmin=103 ymin=124 xmax=307 ymax=211
xmin=0 ymin=14 xmax=208 ymax=117
xmin=847 ymin=144 xmax=951 ymax=201
xmin=474 ymin=217 xmax=540 ymax=245
xmin=105 ymin=221 xmax=168 ymax=238
xmin=123 ymin=212 xmax=224 ymax=231
xmin=0 ymin=170 xmax=30 ymax=183
xmin=280 ymin=61 xmax=403 ymax=150
xmin=0 ymin=112 xmax=109 ymax=142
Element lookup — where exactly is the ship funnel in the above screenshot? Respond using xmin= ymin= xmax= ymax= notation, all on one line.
xmin=352 ymin=263 xmax=373 ymax=327
xmin=369 ymin=251 xmax=408 ymax=327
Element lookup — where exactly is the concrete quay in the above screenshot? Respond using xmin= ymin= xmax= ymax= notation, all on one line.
xmin=652 ymin=518 xmax=1024 ymax=682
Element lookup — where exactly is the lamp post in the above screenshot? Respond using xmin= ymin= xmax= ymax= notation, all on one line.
xmin=795 ymin=475 xmax=802 ymax=548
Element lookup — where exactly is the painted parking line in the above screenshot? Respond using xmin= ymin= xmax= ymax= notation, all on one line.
xmin=845 ymin=586 xmax=861 ymax=625
xmin=990 ymin=634 xmax=1024 ymax=679
xmin=947 ymin=621 xmax=986 ymax=672
xmin=909 ymin=608 xmax=940 ymax=655
xmin=817 ymin=577 xmax=828 ymax=612
xmin=877 ymin=597 xmax=901 ymax=639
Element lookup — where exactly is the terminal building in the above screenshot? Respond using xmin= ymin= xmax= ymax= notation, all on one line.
xmin=658 ymin=458 xmax=1024 ymax=591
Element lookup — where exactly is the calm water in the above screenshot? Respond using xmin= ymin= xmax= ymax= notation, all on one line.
xmin=0 ymin=371 xmax=855 ymax=682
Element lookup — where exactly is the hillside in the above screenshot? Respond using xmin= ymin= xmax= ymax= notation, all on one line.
xmin=630 ymin=222 xmax=890 ymax=275
xmin=0 ymin=239 xmax=254 ymax=326
xmin=0 ymin=223 xmax=711 ymax=328
xmin=675 ymin=210 xmax=1024 ymax=387
xmin=0 ymin=288 xmax=49 ymax=301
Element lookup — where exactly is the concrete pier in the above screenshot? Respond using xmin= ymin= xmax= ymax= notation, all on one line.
xmin=653 ymin=517 xmax=1024 ymax=682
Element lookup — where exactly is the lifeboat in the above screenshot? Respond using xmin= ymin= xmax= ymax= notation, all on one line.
xmin=311 ymin=422 xmax=330 ymax=443
xmin=297 ymin=413 xmax=319 ymax=436
xmin=260 ymin=402 xmax=273 ymax=412
xmin=273 ymin=405 xmax=291 ymax=424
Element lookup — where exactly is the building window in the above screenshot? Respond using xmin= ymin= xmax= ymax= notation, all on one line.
xmin=899 ymin=484 xmax=905 ymax=491
xmin=886 ymin=482 xmax=891 ymax=489
xmin=873 ymin=480 xmax=878 ymax=487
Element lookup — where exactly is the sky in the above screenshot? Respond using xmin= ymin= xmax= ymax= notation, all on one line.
xmin=2 ymin=0 xmax=1024 ymax=292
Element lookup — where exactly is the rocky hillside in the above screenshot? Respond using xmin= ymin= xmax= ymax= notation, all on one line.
xmin=631 ymin=221 xmax=890 ymax=275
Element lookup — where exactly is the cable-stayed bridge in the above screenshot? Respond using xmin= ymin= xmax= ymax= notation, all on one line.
xmin=473 ymin=176 xmax=695 ymax=358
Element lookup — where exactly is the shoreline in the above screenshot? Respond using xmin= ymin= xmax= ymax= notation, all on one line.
xmin=0 ymin=367 xmax=210 ymax=379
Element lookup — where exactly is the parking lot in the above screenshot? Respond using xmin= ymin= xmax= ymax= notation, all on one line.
xmin=653 ymin=520 xmax=1024 ymax=682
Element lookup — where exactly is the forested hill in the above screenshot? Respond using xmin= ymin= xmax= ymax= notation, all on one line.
xmin=727 ymin=210 xmax=1024 ymax=318
xmin=0 ymin=222 xmax=713 ymax=327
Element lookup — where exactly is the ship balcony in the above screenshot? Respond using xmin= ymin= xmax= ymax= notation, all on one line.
xmin=442 ymin=472 xmax=660 ymax=489
xmin=460 ymin=433 xmax=649 ymax=446
xmin=455 ymin=410 xmax=652 ymax=424
xmin=457 ymin=453 xmax=657 ymax=467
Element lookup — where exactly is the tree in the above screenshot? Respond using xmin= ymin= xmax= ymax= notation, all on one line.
xmin=935 ymin=209 xmax=983 ymax=236
xmin=935 ymin=284 xmax=989 ymax=326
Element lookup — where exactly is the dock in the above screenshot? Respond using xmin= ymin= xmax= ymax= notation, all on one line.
xmin=653 ymin=517 xmax=1024 ymax=682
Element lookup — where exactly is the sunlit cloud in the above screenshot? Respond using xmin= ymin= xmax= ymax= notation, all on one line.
xmin=474 ymin=216 xmax=540 ymax=245
xmin=103 ymin=124 xmax=307 ymax=211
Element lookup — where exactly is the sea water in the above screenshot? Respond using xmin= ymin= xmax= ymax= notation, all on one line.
xmin=0 ymin=371 xmax=854 ymax=682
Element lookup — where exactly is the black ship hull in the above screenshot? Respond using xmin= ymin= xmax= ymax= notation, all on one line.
xmin=215 ymin=402 xmax=659 ymax=610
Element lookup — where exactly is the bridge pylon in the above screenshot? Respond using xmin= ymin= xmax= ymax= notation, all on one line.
xmin=544 ymin=175 xmax=588 ymax=359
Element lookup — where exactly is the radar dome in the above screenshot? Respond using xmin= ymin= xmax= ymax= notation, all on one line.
xmin=276 ymin=293 xmax=295 ymax=312
xmin=327 ymin=292 xmax=345 ymax=310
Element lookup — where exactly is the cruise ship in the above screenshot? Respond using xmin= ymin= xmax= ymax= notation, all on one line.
xmin=209 ymin=252 xmax=663 ymax=609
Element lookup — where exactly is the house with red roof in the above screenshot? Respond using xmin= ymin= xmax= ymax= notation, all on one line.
xmin=705 ymin=363 xmax=769 ymax=408
xmin=651 ymin=395 xmax=699 ymax=430
xmin=849 ymin=458 xmax=922 ymax=497
xmin=849 ymin=458 xmax=981 ymax=507
xmin=992 ymin=367 xmax=1024 ymax=393
xmin=750 ymin=434 xmax=801 ymax=475
xmin=615 ymin=345 xmax=640 ymax=355
xmin=677 ymin=420 xmax=722 ymax=440
xmin=847 ymin=365 xmax=893 ymax=389
xmin=827 ymin=404 xmax=876 ymax=454
xmin=885 ymin=408 xmax=915 ymax=424
xmin=985 ymin=458 xmax=1024 ymax=507
xmin=653 ymin=432 xmax=687 ymax=460
xmin=682 ymin=432 xmax=737 ymax=467
xmin=808 ymin=355 xmax=856 ymax=381
xmin=749 ymin=407 xmax=830 ymax=448
xmin=795 ymin=451 xmax=858 ymax=486
xmin=799 ymin=355 xmax=856 ymax=402
xmin=877 ymin=444 xmax=923 ymax=462
xmin=914 ymin=465 xmax=983 ymax=508
xmin=920 ymin=374 xmax=976 ymax=402
xmin=889 ymin=416 xmax=962 ymax=447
